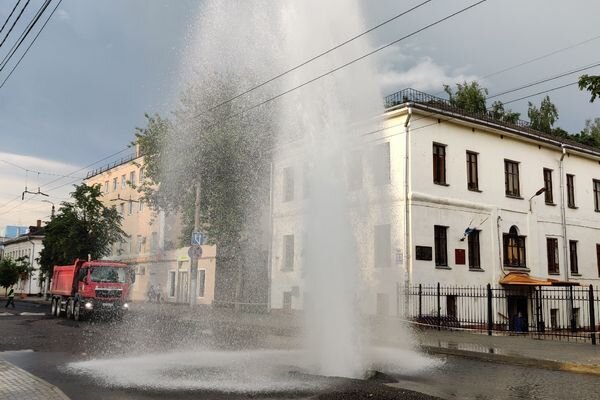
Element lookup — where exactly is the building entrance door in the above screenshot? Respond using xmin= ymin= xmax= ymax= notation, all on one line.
xmin=177 ymin=271 xmax=189 ymax=304
xmin=507 ymin=295 xmax=528 ymax=332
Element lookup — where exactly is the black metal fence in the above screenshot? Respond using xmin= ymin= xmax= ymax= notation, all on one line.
xmin=403 ymin=283 xmax=599 ymax=344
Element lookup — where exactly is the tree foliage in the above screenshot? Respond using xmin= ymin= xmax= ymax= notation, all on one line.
xmin=579 ymin=74 xmax=600 ymax=103
xmin=0 ymin=258 xmax=21 ymax=289
xmin=573 ymin=118 xmax=600 ymax=147
xmin=528 ymin=96 xmax=558 ymax=133
xmin=38 ymin=184 xmax=126 ymax=278
xmin=444 ymin=81 xmax=520 ymax=122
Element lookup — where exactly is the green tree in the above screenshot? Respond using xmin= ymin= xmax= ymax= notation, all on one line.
xmin=528 ymin=95 xmax=559 ymax=133
xmin=38 ymin=184 xmax=126 ymax=279
xmin=573 ymin=118 xmax=600 ymax=147
xmin=578 ymin=74 xmax=600 ymax=103
xmin=444 ymin=81 xmax=488 ymax=114
xmin=444 ymin=81 xmax=520 ymax=123
xmin=0 ymin=258 xmax=20 ymax=293
xmin=137 ymin=75 xmax=274 ymax=309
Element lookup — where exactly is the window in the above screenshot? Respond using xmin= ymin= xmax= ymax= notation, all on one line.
xmin=594 ymin=180 xmax=600 ymax=211
xmin=376 ymin=293 xmax=389 ymax=316
xmin=466 ymin=151 xmax=479 ymax=190
xmin=467 ymin=229 xmax=481 ymax=269
xmin=566 ymin=174 xmax=575 ymax=208
xmin=113 ymin=177 xmax=118 ymax=191
xmin=128 ymin=201 xmax=133 ymax=215
xmin=169 ymin=271 xmax=176 ymax=297
xmin=104 ymin=181 xmax=109 ymax=193
xmin=139 ymin=168 xmax=145 ymax=183
xmin=139 ymin=200 xmax=144 ymax=212
xmin=504 ymin=160 xmax=520 ymax=197
xmin=150 ymin=232 xmax=158 ymax=252
xmin=374 ymin=142 xmax=390 ymax=185
xmin=597 ymin=244 xmax=600 ymax=277
xmin=569 ymin=240 xmax=578 ymax=274
xmin=546 ymin=238 xmax=559 ymax=274
xmin=282 ymin=291 xmax=292 ymax=311
xmin=434 ymin=225 xmax=448 ymax=267
xmin=374 ymin=224 xmax=391 ymax=268
xmin=283 ymin=167 xmax=294 ymax=202
xmin=503 ymin=226 xmax=526 ymax=268
xmin=433 ymin=143 xmax=446 ymax=185
xmin=348 ymin=150 xmax=363 ymax=191
xmin=137 ymin=235 xmax=144 ymax=253
xmin=198 ymin=269 xmax=206 ymax=297
xmin=121 ymin=175 xmax=127 ymax=189
xmin=543 ymin=169 xmax=554 ymax=204
xmin=283 ymin=234 xmax=294 ymax=271
xmin=119 ymin=203 xmax=125 ymax=216
xmin=130 ymin=171 xmax=136 ymax=186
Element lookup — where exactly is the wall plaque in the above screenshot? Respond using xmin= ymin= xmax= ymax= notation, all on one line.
xmin=415 ymin=246 xmax=433 ymax=261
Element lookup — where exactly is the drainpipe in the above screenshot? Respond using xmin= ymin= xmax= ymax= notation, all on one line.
xmin=496 ymin=214 xmax=505 ymax=277
xmin=267 ymin=161 xmax=274 ymax=312
xmin=403 ymin=107 xmax=413 ymax=289
xmin=559 ymin=145 xmax=569 ymax=282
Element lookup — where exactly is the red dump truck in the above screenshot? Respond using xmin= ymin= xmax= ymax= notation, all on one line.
xmin=50 ymin=259 xmax=135 ymax=321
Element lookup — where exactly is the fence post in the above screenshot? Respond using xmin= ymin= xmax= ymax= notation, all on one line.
xmin=437 ymin=282 xmax=441 ymax=331
xmin=589 ymin=285 xmax=597 ymax=345
xmin=487 ymin=283 xmax=493 ymax=336
xmin=418 ymin=284 xmax=422 ymax=320
xmin=569 ymin=285 xmax=576 ymax=333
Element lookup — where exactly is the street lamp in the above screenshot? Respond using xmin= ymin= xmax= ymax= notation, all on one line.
xmin=41 ymin=200 xmax=55 ymax=219
xmin=528 ymin=187 xmax=546 ymax=212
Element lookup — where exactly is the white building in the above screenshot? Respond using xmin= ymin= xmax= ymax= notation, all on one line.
xmin=270 ymin=88 xmax=600 ymax=317
xmin=1 ymin=223 xmax=45 ymax=296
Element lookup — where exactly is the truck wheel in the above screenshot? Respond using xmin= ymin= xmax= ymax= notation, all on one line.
xmin=56 ymin=297 xmax=63 ymax=318
xmin=74 ymin=301 xmax=83 ymax=321
xmin=51 ymin=298 xmax=57 ymax=317
xmin=67 ymin=299 xmax=74 ymax=319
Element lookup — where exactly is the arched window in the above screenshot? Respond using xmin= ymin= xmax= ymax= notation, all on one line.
xmin=503 ymin=226 xmax=526 ymax=268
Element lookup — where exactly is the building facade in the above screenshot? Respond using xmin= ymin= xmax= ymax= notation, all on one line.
xmin=1 ymin=222 xmax=45 ymax=296
xmin=84 ymin=150 xmax=215 ymax=304
xmin=270 ymin=89 xmax=600 ymax=319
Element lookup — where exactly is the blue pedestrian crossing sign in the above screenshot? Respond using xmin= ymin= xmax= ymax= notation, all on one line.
xmin=191 ymin=231 xmax=204 ymax=246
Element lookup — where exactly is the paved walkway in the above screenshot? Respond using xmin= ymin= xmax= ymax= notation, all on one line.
xmin=0 ymin=359 xmax=69 ymax=400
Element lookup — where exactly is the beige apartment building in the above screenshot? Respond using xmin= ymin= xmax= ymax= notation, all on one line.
xmin=84 ymin=148 xmax=215 ymax=304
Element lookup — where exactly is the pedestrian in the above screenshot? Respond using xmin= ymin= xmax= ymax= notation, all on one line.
xmin=5 ymin=287 xmax=15 ymax=308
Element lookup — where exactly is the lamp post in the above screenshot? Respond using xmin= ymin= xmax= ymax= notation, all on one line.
xmin=41 ymin=200 xmax=55 ymax=219
xmin=528 ymin=187 xmax=546 ymax=212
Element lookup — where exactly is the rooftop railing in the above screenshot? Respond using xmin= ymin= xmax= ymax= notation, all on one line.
xmin=85 ymin=152 xmax=139 ymax=179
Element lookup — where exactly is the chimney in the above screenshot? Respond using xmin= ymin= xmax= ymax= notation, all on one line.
xmin=36 ymin=220 xmax=41 ymax=228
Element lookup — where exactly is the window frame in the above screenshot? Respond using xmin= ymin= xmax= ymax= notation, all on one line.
xmin=283 ymin=167 xmax=294 ymax=202
xmin=282 ymin=234 xmax=294 ymax=271
xmin=504 ymin=159 xmax=521 ymax=198
xmin=596 ymin=244 xmax=600 ymax=278
xmin=503 ymin=226 xmax=527 ymax=268
xmin=433 ymin=143 xmax=447 ymax=185
xmin=593 ymin=179 xmax=600 ymax=212
xmin=374 ymin=224 xmax=391 ymax=268
xmin=569 ymin=240 xmax=578 ymax=274
xmin=543 ymin=168 xmax=554 ymax=204
xmin=566 ymin=174 xmax=576 ymax=208
xmin=466 ymin=151 xmax=479 ymax=191
xmin=467 ymin=229 xmax=481 ymax=269
xmin=546 ymin=237 xmax=559 ymax=274
xmin=434 ymin=225 xmax=448 ymax=267
xmin=374 ymin=142 xmax=391 ymax=185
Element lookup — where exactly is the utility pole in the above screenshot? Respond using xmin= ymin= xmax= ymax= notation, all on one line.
xmin=189 ymin=184 xmax=201 ymax=307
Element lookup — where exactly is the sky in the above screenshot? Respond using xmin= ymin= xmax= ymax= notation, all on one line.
xmin=0 ymin=0 xmax=599 ymax=230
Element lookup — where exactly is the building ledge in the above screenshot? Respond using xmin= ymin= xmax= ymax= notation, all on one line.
xmin=435 ymin=266 xmax=452 ymax=270
xmin=504 ymin=267 xmax=530 ymax=273
xmin=469 ymin=268 xmax=485 ymax=272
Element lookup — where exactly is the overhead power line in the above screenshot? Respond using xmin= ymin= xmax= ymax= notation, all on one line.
xmin=191 ymin=0 xmax=488 ymax=130
xmin=0 ymin=0 xmax=51 ymax=73
xmin=0 ymin=0 xmax=62 ymax=88
xmin=203 ymin=0 xmax=434 ymax=116
xmin=0 ymin=0 xmax=22 ymax=36
xmin=0 ymin=0 xmax=30 ymax=48
xmin=0 ymin=158 xmax=85 ymax=179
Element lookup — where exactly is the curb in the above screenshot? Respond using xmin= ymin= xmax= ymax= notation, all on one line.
xmin=421 ymin=345 xmax=600 ymax=377
xmin=0 ymin=359 xmax=70 ymax=400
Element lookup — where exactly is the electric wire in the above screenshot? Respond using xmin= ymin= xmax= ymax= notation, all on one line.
xmin=0 ymin=0 xmax=22 ymax=36
xmin=0 ymin=0 xmax=62 ymax=88
xmin=190 ymin=0 xmax=488 ymax=131
xmin=202 ymin=0 xmax=434 ymax=116
xmin=0 ymin=0 xmax=30 ymax=48
xmin=0 ymin=158 xmax=85 ymax=179
xmin=0 ymin=0 xmax=51 ymax=73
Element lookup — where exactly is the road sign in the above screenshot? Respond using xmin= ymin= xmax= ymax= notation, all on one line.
xmin=188 ymin=244 xmax=203 ymax=259
xmin=191 ymin=231 xmax=204 ymax=246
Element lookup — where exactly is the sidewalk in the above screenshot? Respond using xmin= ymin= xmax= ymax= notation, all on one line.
xmin=0 ymin=359 xmax=69 ymax=400
xmin=415 ymin=329 xmax=600 ymax=376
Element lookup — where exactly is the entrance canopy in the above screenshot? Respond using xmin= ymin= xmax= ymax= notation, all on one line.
xmin=499 ymin=272 xmax=579 ymax=286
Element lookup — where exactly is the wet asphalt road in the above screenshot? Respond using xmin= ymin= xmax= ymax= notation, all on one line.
xmin=0 ymin=302 xmax=598 ymax=399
